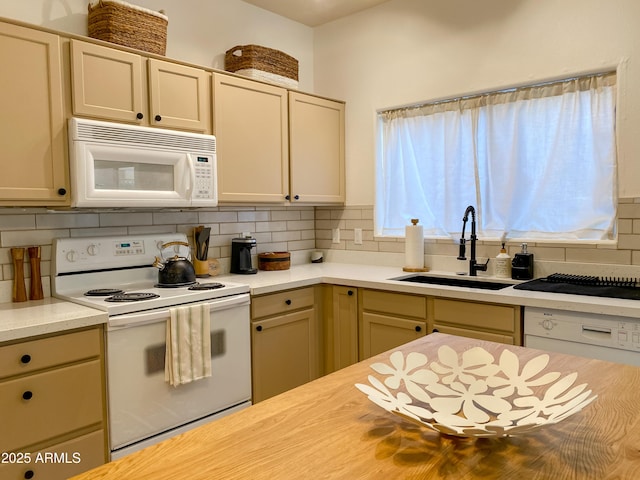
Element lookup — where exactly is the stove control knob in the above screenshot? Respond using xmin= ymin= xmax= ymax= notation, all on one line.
xmin=87 ymin=244 xmax=100 ymax=256
xmin=66 ymin=250 xmax=78 ymax=262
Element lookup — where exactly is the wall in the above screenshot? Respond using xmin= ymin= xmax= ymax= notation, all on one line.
xmin=311 ymin=0 xmax=640 ymax=274
xmin=0 ymin=0 xmax=314 ymax=90
xmin=313 ymin=0 xmax=640 ymax=203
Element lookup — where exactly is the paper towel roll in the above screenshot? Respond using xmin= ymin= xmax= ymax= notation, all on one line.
xmin=404 ymin=219 xmax=425 ymax=270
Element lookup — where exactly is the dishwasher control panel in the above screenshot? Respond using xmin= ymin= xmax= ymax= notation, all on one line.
xmin=525 ymin=307 xmax=640 ymax=353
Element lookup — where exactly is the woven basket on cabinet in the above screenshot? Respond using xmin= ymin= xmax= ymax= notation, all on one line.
xmin=87 ymin=0 xmax=168 ymax=55
xmin=225 ymin=45 xmax=299 ymax=88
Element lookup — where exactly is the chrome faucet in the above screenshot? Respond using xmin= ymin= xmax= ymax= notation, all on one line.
xmin=457 ymin=205 xmax=489 ymax=276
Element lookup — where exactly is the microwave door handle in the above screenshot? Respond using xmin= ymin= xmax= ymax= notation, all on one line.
xmin=185 ymin=155 xmax=195 ymax=198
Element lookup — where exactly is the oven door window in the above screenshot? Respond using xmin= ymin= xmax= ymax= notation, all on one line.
xmin=145 ymin=330 xmax=226 ymax=375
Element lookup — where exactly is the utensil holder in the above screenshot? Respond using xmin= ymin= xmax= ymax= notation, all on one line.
xmin=28 ymin=246 xmax=44 ymax=300
xmin=11 ymin=248 xmax=27 ymax=302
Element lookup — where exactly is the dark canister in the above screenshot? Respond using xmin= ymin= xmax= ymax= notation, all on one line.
xmin=512 ymin=243 xmax=534 ymax=280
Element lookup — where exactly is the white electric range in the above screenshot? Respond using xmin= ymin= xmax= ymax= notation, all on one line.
xmin=52 ymin=233 xmax=252 ymax=459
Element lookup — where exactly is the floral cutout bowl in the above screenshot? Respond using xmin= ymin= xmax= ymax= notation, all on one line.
xmin=355 ymin=345 xmax=597 ymax=438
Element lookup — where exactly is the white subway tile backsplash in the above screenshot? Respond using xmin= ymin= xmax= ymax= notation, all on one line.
xmin=198 ymin=211 xmax=238 ymax=223
xmin=153 ymin=211 xmax=200 ymax=225
xmin=3 ymin=201 xmax=640 ymax=300
xmin=99 ymin=212 xmax=153 ymax=227
xmin=36 ymin=213 xmax=99 ymax=229
xmin=1 ymin=229 xmax=69 ymax=247
xmin=0 ymin=215 xmax=36 ymax=229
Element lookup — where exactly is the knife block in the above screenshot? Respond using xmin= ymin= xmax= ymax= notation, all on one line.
xmin=28 ymin=246 xmax=44 ymax=300
xmin=11 ymin=248 xmax=27 ymax=302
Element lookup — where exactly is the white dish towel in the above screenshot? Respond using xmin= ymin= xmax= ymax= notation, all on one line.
xmin=165 ymin=303 xmax=212 ymax=387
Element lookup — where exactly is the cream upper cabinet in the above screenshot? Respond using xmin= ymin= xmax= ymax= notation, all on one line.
xmin=71 ymin=40 xmax=210 ymax=132
xmin=0 ymin=23 xmax=69 ymax=206
xmin=289 ymin=92 xmax=345 ymax=204
xmin=213 ymin=73 xmax=289 ymax=203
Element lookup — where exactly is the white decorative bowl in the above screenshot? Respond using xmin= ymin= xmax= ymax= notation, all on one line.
xmin=355 ymin=345 xmax=597 ymax=438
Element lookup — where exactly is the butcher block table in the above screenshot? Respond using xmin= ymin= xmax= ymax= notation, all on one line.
xmin=71 ymin=333 xmax=640 ymax=480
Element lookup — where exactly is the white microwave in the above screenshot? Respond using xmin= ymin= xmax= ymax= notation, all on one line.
xmin=68 ymin=118 xmax=217 ymax=208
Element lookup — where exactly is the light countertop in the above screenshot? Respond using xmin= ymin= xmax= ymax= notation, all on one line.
xmin=4 ymin=261 xmax=640 ymax=343
xmin=0 ymin=297 xmax=108 ymax=343
xmin=216 ymin=262 xmax=640 ymax=318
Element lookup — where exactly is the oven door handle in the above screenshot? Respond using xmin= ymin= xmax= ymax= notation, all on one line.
xmin=108 ymin=293 xmax=250 ymax=329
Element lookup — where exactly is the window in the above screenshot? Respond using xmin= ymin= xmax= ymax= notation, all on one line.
xmin=376 ymin=73 xmax=617 ymax=242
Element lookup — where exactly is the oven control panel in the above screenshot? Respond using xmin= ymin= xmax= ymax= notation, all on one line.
xmin=115 ymin=240 xmax=145 ymax=256
xmin=53 ymin=234 xmax=189 ymax=274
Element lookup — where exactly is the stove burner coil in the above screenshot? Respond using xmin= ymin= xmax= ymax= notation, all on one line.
xmin=105 ymin=292 xmax=160 ymax=302
xmin=188 ymin=283 xmax=225 ymax=290
xmin=85 ymin=289 xmax=125 ymax=296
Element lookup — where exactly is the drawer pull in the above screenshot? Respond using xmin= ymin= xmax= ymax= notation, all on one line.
xmin=285 ymin=299 xmax=292 ymax=305
xmin=348 ymin=290 xmax=354 ymax=296
xmin=415 ymin=326 xmax=422 ymax=332
xmin=24 ymin=470 xmax=34 ymax=479
xmin=22 ymin=390 xmax=33 ymax=401
xmin=256 ymin=325 xmax=263 ymax=332
xmin=21 ymin=354 xmax=32 ymax=364
xmin=432 ymin=328 xmax=439 ymax=333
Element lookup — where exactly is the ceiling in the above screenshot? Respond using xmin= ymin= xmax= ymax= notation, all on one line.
xmin=242 ymin=0 xmax=390 ymax=27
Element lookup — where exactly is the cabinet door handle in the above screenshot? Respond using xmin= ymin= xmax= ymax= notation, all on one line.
xmin=136 ymin=112 xmax=144 ymax=120
xmin=285 ymin=195 xmax=290 ymax=200
xmin=415 ymin=326 xmax=422 ymax=332
xmin=432 ymin=328 xmax=439 ymax=333
xmin=20 ymin=354 xmax=31 ymax=364
xmin=155 ymin=114 xmax=162 ymax=122
xmin=57 ymin=188 xmax=67 ymax=196
xmin=256 ymin=325 xmax=263 ymax=332
xmin=293 ymin=195 xmax=300 ymax=200
xmin=285 ymin=299 xmax=292 ymax=305
xmin=22 ymin=390 xmax=33 ymax=400
xmin=24 ymin=470 xmax=34 ymax=479
xmin=347 ymin=290 xmax=353 ymax=296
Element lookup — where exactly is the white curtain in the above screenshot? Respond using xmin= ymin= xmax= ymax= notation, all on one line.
xmin=376 ymin=73 xmax=617 ymax=241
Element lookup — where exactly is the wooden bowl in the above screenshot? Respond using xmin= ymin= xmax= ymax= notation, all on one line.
xmin=258 ymin=252 xmax=290 ymax=271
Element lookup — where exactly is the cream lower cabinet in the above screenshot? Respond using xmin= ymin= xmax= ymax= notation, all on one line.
xmin=288 ymin=92 xmax=345 ymax=204
xmin=213 ymin=73 xmax=289 ymax=203
xmin=428 ymin=298 xmax=523 ymax=345
xmin=0 ymin=326 xmax=107 ymax=480
xmin=251 ymin=287 xmax=321 ymax=403
xmin=359 ymin=289 xmax=428 ymax=360
xmin=0 ymin=22 xmax=69 ymax=206
xmin=325 ymin=287 xmax=428 ymax=373
xmin=71 ymin=40 xmax=211 ymax=132
xmin=325 ymin=286 xmax=358 ymax=373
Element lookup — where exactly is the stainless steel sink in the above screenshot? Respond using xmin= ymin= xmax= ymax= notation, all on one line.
xmin=393 ymin=275 xmax=513 ymax=290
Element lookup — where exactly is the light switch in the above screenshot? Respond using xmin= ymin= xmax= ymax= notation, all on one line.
xmin=354 ymin=228 xmax=362 ymax=245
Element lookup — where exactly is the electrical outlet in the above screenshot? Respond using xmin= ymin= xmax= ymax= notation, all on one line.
xmin=354 ymin=228 xmax=363 ymax=245
xmin=332 ymin=228 xmax=340 ymax=244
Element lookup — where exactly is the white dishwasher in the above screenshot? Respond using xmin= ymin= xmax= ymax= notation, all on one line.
xmin=524 ymin=306 xmax=640 ymax=366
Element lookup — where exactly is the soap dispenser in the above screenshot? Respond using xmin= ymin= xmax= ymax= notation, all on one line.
xmin=494 ymin=243 xmax=511 ymax=279
xmin=511 ymin=243 xmax=534 ymax=280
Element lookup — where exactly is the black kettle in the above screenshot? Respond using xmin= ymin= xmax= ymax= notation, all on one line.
xmin=153 ymin=241 xmax=196 ymax=286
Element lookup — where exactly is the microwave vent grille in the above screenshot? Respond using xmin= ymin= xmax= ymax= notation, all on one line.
xmin=74 ymin=120 xmax=216 ymax=153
